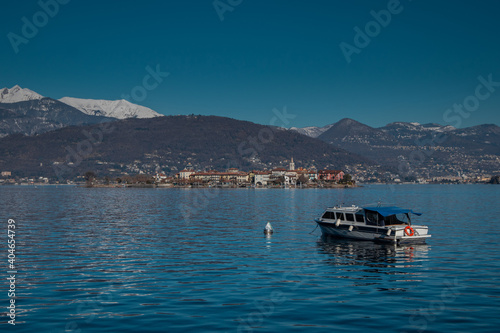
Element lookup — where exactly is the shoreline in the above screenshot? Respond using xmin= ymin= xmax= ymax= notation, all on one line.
xmin=79 ymin=183 xmax=359 ymax=189
xmin=1 ymin=183 xmax=495 ymax=188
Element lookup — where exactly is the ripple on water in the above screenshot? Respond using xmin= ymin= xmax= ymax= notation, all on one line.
xmin=0 ymin=185 xmax=499 ymax=332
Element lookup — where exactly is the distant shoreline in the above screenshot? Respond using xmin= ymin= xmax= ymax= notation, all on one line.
xmin=1 ymin=182 xmax=495 ymax=188
xmin=77 ymin=183 xmax=497 ymax=188
xmin=82 ymin=183 xmax=359 ymax=189
xmin=0 ymin=183 xmax=358 ymax=189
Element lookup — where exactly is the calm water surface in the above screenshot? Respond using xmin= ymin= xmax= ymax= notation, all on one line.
xmin=0 ymin=184 xmax=499 ymax=332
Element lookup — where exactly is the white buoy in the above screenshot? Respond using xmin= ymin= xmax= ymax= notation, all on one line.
xmin=264 ymin=222 xmax=274 ymax=234
xmin=348 ymin=225 xmax=353 ymax=232
xmin=335 ymin=219 xmax=341 ymax=227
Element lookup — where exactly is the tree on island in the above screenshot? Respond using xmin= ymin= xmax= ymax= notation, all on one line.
xmin=339 ymin=174 xmax=353 ymax=184
xmin=133 ymin=174 xmax=153 ymax=184
xmin=489 ymin=175 xmax=500 ymax=184
xmin=84 ymin=171 xmax=96 ymax=187
xmin=297 ymin=174 xmax=309 ymax=185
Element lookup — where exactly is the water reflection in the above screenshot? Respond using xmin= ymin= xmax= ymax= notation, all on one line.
xmin=265 ymin=233 xmax=273 ymax=250
xmin=317 ymin=236 xmax=430 ymax=286
xmin=318 ymin=235 xmax=430 ymax=261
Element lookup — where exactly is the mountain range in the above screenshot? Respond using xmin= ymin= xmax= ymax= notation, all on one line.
xmin=58 ymin=97 xmax=161 ymax=119
xmin=289 ymin=124 xmax=333 ymax=138
xmin=292 ymin=118 xmax=500 ymax=178
xmin=0 ymin=98 xmax=114 ymax=138
xmin=0 ymin=85 xmax=498 ymax=180
xmin=0 ymin=85 xmax=43 ymax=103
xmin=0 ymin=115 xmax=372 ymax=179
xmin=0 ymin=85 xmax=162 ymax=137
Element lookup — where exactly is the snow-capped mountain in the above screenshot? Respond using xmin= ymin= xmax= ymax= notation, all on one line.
xmin=0 ymin=85 xmax=44 ymax=103
xmin=290 ymin=124 xmax=333 ymax=138
xmin=59 ymin=97 xmax=162 ymax=119
xmin=0 ymin=85 xmax=165 ymax=137
xmin=0 ymin=98 xmax=114 ymax=138
xmin=292 ymin=120 xmax=456 ymax=139
xmin=383 ymin=122 xmax=455 ymax=133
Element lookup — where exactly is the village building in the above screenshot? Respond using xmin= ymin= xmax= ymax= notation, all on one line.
xmin=318 ymin=170 xmax=345 ymax=182
xmin=179 ymin=169 xmax=195 ymax=179
xmin=284 ymin=174 xmax=297 ymax=186
xmin=189 ymin=171 xmax=250 ymax=184
xmin=254 ymin=171 xmax=272 ymax=186
xmin=155 ymin=173 xmax=168 ymax=182
xmin=272 ymin=167 xmax=287 ymax=177
xmin=307 ymin=170 xmax=318 ymax=181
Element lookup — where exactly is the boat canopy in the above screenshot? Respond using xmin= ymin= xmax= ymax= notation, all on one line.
xmin=363 ymin=206 xmax=422 ymax=217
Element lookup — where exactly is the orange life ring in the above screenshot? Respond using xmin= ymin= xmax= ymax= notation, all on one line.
xmin=404 ymin=226 xmax=414 ymax=236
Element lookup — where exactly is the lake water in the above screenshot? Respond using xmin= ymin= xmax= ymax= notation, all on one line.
xmin=1 ymin=184 xmax=499 ymax=332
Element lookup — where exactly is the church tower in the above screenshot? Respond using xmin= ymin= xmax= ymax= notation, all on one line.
xmin=289 ymin=157 xmax=295 ymax=171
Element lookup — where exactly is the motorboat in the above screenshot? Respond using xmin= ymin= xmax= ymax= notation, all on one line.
xmin=314 ymin=204 xmax=431 ymax=244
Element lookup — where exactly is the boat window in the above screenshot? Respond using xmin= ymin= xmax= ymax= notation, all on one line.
xmin=322 ymin=211 xmax=335 ymax=219
xmin=335 ymin=212 xmax=344 ymax=220
xmin=365 ymin=211 xmax=378 ymax=226
xmin=345 ymin=213 xmax=355 ymax=222
xmin=355 ymin=214 xmax=364 ymax=223
xmin=384 ymin=214 xmax=405 ymax=225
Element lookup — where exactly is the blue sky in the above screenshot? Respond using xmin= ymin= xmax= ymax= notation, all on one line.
xmin=1 ymin=0 xmax=500 ymax=128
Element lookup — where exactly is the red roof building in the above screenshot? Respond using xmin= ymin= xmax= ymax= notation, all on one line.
xmin=318 ymin=170 xmax=345 ymax=182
